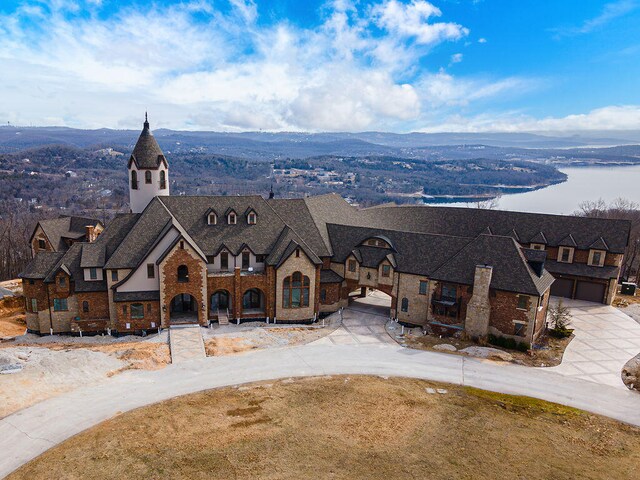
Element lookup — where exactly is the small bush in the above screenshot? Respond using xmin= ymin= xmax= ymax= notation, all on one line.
xmin=487 ymin=333 xmax=529 ymax=352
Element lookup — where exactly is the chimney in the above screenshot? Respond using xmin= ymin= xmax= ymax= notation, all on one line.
xmin=464 ymin=265 xmax=493 ymax=339
xmin=85 ymin=225 xmax=96 ymax=243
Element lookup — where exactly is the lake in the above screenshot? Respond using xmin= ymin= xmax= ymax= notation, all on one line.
xmin=427 ymin=165 xmax=640 ymax=215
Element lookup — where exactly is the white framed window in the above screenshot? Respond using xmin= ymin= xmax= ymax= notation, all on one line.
xmin=557 ymin=247 xmax=574 ymax=263
xmin=513 ymin=320 xmax=527 ymax=337
xmin=208 ymin=213 xmax=217 ymax=225
xmin=228 ymin=212 xmax=237 ymax=224
xmin=588 ymin=249 xmax=605 ymax=267
xmin=516 ymin=295 xmax=529 ymax=311
xmin=247 ymin=212 xmax=257 ymax=225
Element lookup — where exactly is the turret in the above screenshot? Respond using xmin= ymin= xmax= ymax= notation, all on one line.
xmin=128 ymin=113 xmax=169 ymax=213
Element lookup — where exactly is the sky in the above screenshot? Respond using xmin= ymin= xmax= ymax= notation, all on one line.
xmin=0 ymin=0 xmax=639 ymax=133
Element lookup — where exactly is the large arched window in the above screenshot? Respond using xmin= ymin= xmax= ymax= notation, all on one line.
xmin=131 ymin=170 xmax=138 ymax=190
xmin=283 ymin=271 xmax=310 ymax=308
xmin=401 ymin=297 xmax=409 ymax=312
xmin=145 ymin=170 xmax=152 ymax=184
xmin=160 ymin=170 xmax=167 ymax=189
xmin=177 ymin=265 xmax=189 ymax=283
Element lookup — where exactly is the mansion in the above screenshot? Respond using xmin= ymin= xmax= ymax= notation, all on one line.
xmin=20 ymin=117 xmax=631 ymax=346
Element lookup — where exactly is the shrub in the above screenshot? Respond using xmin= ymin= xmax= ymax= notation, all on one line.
xmin=548 ymin=299 xmax=573 ymax=338
xmin=487 ymin=333 xmax=529 ymax=352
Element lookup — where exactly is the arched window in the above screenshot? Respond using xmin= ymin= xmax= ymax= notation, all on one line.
xmin=247 ymin=212 xmax=257 ymax=225
xmin=401 ymin=297 xmax=409 ymax=312
xmin=159 ymin=170 xmax=166 ymax=189
xmin=228 ymin=212 xmax=237 ymax=224
xmin=283 ymin=271 xmax=310 ymax=308
xmin=82 ymin=301 xmax=89 ymax=313
xmin=131 ymin=170 xmax=138 ymax=190
xmin=145 ymin=170 xmax=152 ymax=184
xmin=177 ymin=265 xmax=189 ymax=283
xmin=243 ymin=289 xmax=263 ymax=310
xmin=208 ymin=213 xmax=217 ymax=225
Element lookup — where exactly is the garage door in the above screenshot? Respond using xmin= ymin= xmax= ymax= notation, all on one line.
xmin=575 ymin=281 xmax=606 ymax=303
xmin=551 ymin=278 xmax=574 ymax=298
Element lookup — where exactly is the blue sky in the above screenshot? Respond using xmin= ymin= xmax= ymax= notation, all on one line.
xmin=0 ymin=0 xmax=639 ymax=132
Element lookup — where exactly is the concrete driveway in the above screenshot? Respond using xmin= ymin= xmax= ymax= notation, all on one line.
xmin=546 ymin=298 xmax=640 ymax=389
xmin=3 ymin=342 xmax=640 ymax=478
xmin=312 ymin=291 xmax=397 ymax=346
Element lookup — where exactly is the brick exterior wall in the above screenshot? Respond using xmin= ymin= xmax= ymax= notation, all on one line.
xmin=159 ymin=241 xmax=207 ymax=327
xmin=319 ymin=281 xmax=342 ymax=312
xmin=114 ymin=301 xmax=161 ymax=333
xmin=31 ymin=225 xmax=54 ymax=255
xmin=76 ymin=291 xmax=110 ymax=321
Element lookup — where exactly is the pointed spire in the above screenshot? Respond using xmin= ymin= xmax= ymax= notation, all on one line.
xmin=143 ymin=111 xmax=149 ymax=131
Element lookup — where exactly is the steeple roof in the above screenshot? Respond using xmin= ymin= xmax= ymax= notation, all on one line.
xmin=128 ymin=114 xmax=167 ymax=170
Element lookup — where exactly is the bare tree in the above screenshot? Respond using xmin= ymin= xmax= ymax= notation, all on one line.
xmin=471 ymin=194 xmax=502 ymax=210
xmin=574 ymin=197 xmax=640 ymax=281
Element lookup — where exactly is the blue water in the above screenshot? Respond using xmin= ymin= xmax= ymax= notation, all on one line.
xmin=428 ymin=165 xmax=640 ymax=215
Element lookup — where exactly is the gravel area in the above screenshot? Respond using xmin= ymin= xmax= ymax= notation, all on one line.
xmin=0 ymin=346 xmax=125 ymax=418
xmin=618 ymin=303 xmax=640 ymax=325
xmin=202 ymin=314 xmax=341 ymax=356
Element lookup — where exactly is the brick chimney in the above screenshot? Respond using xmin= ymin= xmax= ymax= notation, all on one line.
xmin=85 ymin=225 xmax=96 ymax=243
xmin=464 ymin=265 xmax=493 ymax=339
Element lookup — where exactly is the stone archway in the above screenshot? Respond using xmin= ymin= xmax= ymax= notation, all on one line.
xmin=170 ymin=293 xmax=198 ymax=324
xmin=210 ymin=290 xmax=232 ymax=314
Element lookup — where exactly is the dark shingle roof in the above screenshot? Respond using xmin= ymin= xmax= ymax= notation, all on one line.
xmin=158 ymin=195 xmax=288 ymax=257
xmin=297 ymin=194 xmax=362 ymax=255
xmin=320 ymin=270 xmax=343 ymax=283
xmin=113 ymin=291 xmax=160 ymax=302
xmin=359 ymin=205 xmax=631 ymax=253
xmin=430 ymin=235 xmax=555 ymax=296
xmin=104 ymin=200 xmax=173 ymax=269
xmin=19 ymin=252 xmax=63 ymax=279
xmin=269 ymin=198 xmax=331 ymax=257
xmin=128 ymin=118 xmax=167 ymax=170
xmin=328 ymin=224 xmax=471 ymax=277
xmin=265 ymin=227 xmax=321 ymax=267
xmin=81 ymin=213 xmax=140 ymax=268
xmin=43 ymin=243 xmax=107 ymax=292
xmin=34 ymin=216 xmax=102 ymax=251
xmin=545 ymin=260 xmax=620 ymax=280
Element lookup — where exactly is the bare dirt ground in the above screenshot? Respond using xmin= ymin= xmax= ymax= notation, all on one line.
xmin=391 ymin=324 xmax=572 ymax=367
xmin=8 ymin=375 xmax=640 ymax=480
xmin=203 ymin=315 xmax=340 ymax=356
xmin=0 ymin=333 xmax=170 ymax=418
xmin=0 ymin=296 xmax=26 ymax=339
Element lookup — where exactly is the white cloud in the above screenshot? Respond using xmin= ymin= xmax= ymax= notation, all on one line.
xmin=418 ymin=71 xmax=535 ymax=108
xmin=478 ymin=37 xmax=487 ymax=43
xmin=450 ymin=53 xmax=463 ymax=64
xmin=417 ymin=105 xmax=640 ymax=132
xmin=0 ymin=0 xmax=559 ymax=133
xmin=372 ymin=0 xmax=469 ymax=45
xmin=552 ymin=0 xmax=638 ymax=37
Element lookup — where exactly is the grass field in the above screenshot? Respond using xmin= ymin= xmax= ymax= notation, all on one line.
xmin=8 ymin=376 xmax=640 ymax=480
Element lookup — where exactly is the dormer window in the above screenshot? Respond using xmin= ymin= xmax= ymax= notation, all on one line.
xmin=558 ymin=247 xmax=574 ymax=263
xmin=247 ymin=212 xmax=257 ymax=225
xmin=228 ymin=212 xmax=237 ymax=225
xmin=530 ymin=243 xmax=545 ymax=251
xmin=208 ymin=213 xmax=217 ymax=225
xmin=145 ymin=170 xmax=152 ymax=184
xmin=589 ymin=250 xmax=605 ymax=267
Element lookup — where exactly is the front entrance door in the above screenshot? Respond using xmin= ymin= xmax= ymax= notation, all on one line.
xmin=170 ymin=293 xmax=198 ymax=324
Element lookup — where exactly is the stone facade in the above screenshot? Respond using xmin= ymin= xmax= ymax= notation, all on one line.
xmin=159 ymin=240 xmax=207 ymax=327
xmin=464 ymin=266 xmax=493 ymax=339
xmin=275 ymin=249 xmax=319 ymax=322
